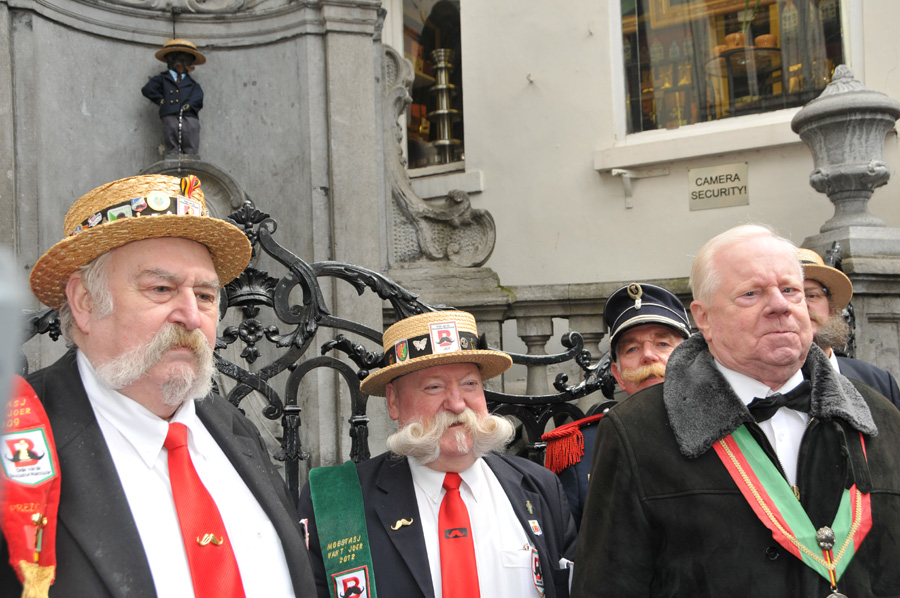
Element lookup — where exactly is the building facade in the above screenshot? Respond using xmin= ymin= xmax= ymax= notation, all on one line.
xmin=4 ymin=0 xmax=900 ymax=465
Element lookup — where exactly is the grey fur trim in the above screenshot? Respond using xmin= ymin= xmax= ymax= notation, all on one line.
xmin=663 ymin=335 xmax=877 ymax=459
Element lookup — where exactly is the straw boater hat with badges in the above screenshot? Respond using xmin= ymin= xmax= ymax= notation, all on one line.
xmin=603 ymin=283 xmax=691 ymax=360
xmin=798 ymin=247 xmax=853 ymax=311
xmin=29 ymin=174 xmax=251 ymax=310
xmin=360 ymin=310 xmax=513 ymax=397
xmin=154 ymin=39 xmax=206 ymax=65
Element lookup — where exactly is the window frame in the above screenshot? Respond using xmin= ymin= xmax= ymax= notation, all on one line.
xmin=597 ymin=0 xmax=863 ymax=172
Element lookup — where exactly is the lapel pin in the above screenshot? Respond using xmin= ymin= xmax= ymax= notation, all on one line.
xmin=197 ymin=533 xmax=224 ymax=546
xmin=526 ymin=500 xmax=533 ymax=514
xmin=391 ymin=518 xmax=414 ymax=530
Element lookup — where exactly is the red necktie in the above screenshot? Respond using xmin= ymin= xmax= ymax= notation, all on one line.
xmin=165 ymin=423 xmax=246 ymax=598
xmin=439 ymin=473 xmax=480 ymax=598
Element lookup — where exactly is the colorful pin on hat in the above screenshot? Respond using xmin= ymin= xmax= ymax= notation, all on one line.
xmin=29 ymin=174 xmax=251 ymax=310
xmin=360 ymin=311 xmax=512 ymax=397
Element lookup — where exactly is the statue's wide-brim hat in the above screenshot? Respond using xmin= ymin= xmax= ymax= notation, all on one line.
xmin=798 ymin=247 xmax=853 ymax=310
xmin=30 ymin=174 xmax=250 ymax=310
xmin=155 ymin=39 xmax=206 ymax=65
xmin=603 ymin=282 xmax=691 ymax=359
xmin=360 ymin=310 xmax=513 ymax=397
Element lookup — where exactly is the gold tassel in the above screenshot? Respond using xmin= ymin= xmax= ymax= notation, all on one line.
xmin=18 ymin=561 xmax=55 ymax=598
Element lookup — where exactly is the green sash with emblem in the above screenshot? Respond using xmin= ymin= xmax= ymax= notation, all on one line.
xmin=309 ymin=460 xmax=378 ymax=598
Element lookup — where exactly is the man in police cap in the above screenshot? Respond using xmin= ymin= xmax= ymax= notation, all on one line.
xmin=798 ymin=248 xmax=900 ymax=409
xmin=542 ymin=283 xmax=691 ymax=528
xmin=299 ymin=310 xmax=576 ymax=598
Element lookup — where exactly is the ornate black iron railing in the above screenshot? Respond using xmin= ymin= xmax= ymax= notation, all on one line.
xmin=20 ymin=202 xmax=614 ymax=504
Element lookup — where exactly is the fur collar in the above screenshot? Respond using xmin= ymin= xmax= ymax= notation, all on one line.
xmin=663 ymin=334 xmax=878 ymax=458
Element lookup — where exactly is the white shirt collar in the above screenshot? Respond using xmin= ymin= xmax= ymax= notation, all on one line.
xmin=408 ymin=456 xmax=486 ymax=505
xmin=76 ymin=349 xmax=202 ymax=468
xmin=828 ymin=350 xmax=841 ymax=372
xmin=712 ymin=358 xmax=806 ymax=406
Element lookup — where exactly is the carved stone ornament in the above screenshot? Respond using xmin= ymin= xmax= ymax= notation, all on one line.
xmin=101 ymin=0 xmax=266 ymax=13
xmin=792 ymin=65 xmax=900 ymax=232
xmin=382 ymin=45 xmax=496 ymax=268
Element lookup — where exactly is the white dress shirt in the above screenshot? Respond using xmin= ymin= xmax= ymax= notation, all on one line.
xmin=77 ymin=350 xmax=296 ymax=598
xmin=714 ymin=360 xmax=808 ymax=486
xmin=408 ymin=457 xmax=542 ymax=598
xmin=828 ymin=350 xmax=842 ymax=372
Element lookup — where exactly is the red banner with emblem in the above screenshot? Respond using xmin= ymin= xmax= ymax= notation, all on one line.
xmin=1 ymin=376 xmax=60 ymax=597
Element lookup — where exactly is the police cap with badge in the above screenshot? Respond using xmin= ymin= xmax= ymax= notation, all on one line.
xmin=603 ymin=282 xmax=691 ymax=360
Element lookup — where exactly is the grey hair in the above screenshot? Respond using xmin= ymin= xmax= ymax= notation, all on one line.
xmin=690 ymin=224 xmax=801 ymax=304
xmin=58 ymin=252 xmax=114 ymax=345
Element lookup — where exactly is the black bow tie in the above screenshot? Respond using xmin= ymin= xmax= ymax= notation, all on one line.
xmin=747 ymin=381 xmax=811 ymax=422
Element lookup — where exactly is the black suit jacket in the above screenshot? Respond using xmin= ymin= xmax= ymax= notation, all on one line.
xmin=0 ymin=350 xmax=316 ymax=597
xmin=141 ymin=71 xmax=204 ymax=118
xmin=298 ymin=452 xmax=577 ymax=598
xmin=838 ymin=356 xmax=900 ymax=410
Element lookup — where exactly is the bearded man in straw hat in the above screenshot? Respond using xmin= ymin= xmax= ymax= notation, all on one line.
xmin=298 ymin=310 xmax=577 ymax=598
xmin=141 ymin=39 xmax=206 ymax=155
xmin=0 ymin=174 xmax=316 ymax=597
xmin=798 ymin=248 xmax=900 ymax=410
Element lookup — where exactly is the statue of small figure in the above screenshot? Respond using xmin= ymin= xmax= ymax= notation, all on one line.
xmin=141 ymin=39 xmax=205 ymax=156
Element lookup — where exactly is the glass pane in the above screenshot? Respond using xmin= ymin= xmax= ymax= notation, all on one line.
xmin=403 ymin=0 xmax=464 ymax=168
xmin=623 ymin=0 xmax=843 ymax=133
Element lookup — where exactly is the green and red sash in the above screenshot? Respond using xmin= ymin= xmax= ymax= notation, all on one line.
xmin=713 ymin=425 xmax=871 ymax=584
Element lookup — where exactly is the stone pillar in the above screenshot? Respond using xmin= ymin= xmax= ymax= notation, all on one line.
xmin=0 ymin=5 xmax=14 ymax=256
xmin=516 ymin=316 xmax=553 ymax=396
xmin=317 ymin=2 xmax=389 ymax=465
xmin=793 ymin=66 xmax=900 ymax=377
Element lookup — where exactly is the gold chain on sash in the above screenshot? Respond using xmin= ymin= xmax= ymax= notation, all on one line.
xmin=718 ymin=437 xmax=864 ymax=571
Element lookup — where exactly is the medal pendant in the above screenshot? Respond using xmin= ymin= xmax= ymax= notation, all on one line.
xmin=826 ymin=593 xmax=848 ymax=598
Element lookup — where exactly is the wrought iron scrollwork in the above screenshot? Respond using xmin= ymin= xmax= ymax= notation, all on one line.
xmin=19 ymin=308 xmax=61 ymax=375
xmin=486 ymin=331 xmax=617 ymax=462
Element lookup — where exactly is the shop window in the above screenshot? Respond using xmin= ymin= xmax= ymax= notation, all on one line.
xmin=403 ymin=0 xmax=463 ymax=169
xmin=622 ymin=0 xmax=843 ymax=132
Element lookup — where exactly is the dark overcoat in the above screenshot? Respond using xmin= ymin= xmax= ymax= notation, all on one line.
xmin=572 ymin=335 xmax=900 ymax=597
xmin=838 ymin=355 xmax=900 ymax=411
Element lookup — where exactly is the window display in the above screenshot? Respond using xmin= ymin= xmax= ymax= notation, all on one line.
xmin=403 ymin=0 xmax=463 ymax=168
xmin=622 ymin=0 xmax=843 ymax=132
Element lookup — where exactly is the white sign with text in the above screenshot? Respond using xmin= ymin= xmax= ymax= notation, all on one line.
xmin=689 ymin=163 xmax=749 ymax=211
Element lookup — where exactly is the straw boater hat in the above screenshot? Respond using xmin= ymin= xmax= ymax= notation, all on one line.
xmin=29 ymin=174 xmax=251 ymax=310
xmin=154 ymin=39 xmax=206 ymax=65
xmin=798 ymin=247 xmax=853 ymax=311
xmin=360 ymin=310 xmax=513 ymax=397
xmin=603 ymin=283 xmax=691 ymax=360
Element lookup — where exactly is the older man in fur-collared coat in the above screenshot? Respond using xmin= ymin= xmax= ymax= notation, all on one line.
xmin=572 ymin=225 xmax=900 ymax=597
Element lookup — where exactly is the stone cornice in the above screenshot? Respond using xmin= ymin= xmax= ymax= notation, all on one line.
xmin=3 ymin=0 xmax=381 ymax=45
